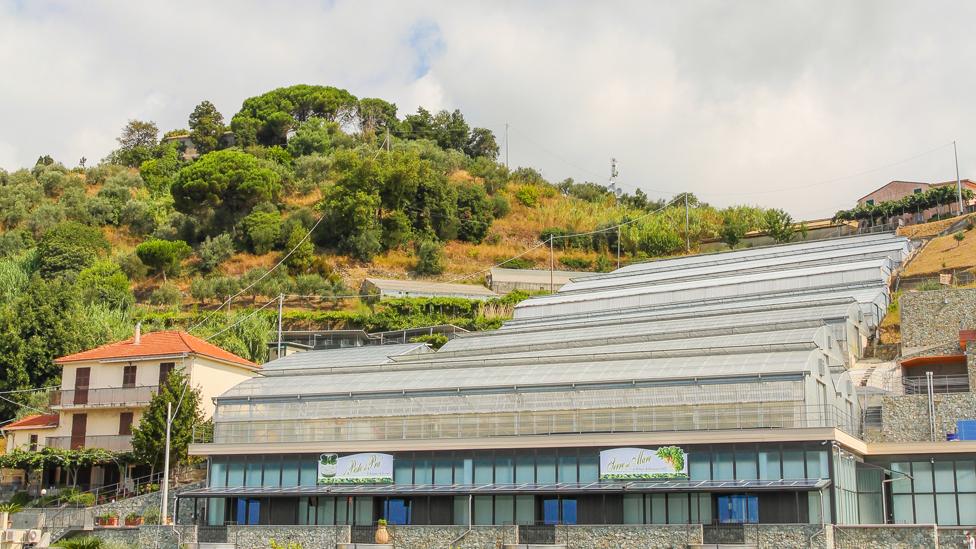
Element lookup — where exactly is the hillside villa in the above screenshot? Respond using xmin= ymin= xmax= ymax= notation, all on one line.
xmin=1 ymin=327 xmax=258 ymax=492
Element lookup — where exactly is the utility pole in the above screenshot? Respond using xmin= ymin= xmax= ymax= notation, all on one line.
xmin=549 ymin=236 xmax=554 ymax=294
xmin=276 ymin=294 xmax=284 ymax=359
xmin=616 ymin=225 xmax=621 ymax=270
xmin=954 ymin=141 xmax=964 ymax=215
xmin=504 ymin=123 xmax=509 ymax=170
xmin=684 ymin=193 xmax=690 ymax=253
xmin=161 ymin=402 xmax=172 ymax=526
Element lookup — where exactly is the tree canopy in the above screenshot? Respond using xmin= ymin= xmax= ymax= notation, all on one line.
xmin=231 ymin=84 xmax=359 ymax=146
xmin=170 ymin=149 xmax=281 ymax=232
xmin=188 ymin=100 xmax=225 ymax=155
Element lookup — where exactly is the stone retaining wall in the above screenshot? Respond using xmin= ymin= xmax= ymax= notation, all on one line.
xmin=833 ymin=525 xmax=939 ymax=548
xmin=556 ymin=524 xmax=702 ymax=549
xmin=900 ymin=288 xmax=976 ymax=349
xmin=227 ymin=525 xmax=349 ymax=549
xmin=746 ymin=524 xmax=833 ymax=549
xmin=389 ymin=525 xmax=515 ymax=548
xmin=881 ymin=392 xmax=976 ymax=442
xmin=82 ymin=525 xmax=196 ymax=549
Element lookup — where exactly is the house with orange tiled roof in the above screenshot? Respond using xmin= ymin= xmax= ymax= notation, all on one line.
xmin=1 ymin=326 xmax=259 ymax=489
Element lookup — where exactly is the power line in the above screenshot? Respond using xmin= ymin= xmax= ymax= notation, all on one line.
xmin=188 ymin=214 xmax=326 ymax=333
xmin=202 ymin=297 xmax=280 ymax=341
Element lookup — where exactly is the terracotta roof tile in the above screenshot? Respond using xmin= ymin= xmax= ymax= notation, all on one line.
xmin=4 ymin=414 xmax=59 ymax=431
xmin=55 ymin=331 xmax=257 ymax=369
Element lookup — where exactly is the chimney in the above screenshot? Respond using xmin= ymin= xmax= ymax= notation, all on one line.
xmin=134 ymin=322 xmax=142 ymax=345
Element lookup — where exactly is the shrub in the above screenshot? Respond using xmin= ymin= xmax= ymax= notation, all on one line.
xmin=500 ymin=257 xmax=533 ymax=270
xmin=120 ymin=200 xmax=156 ymax=235
xmin=75 ymin=260 xmax=133 ymax=310
xmin=136 ymin=239 xmax=192 ymax=279
xmin=55 ymin=536 xmax=104 ymax=549
xmin=115 ymin=252 xmax=148 ymax=281
xmin=198 ymin=234 xmax=236 ymax=272
xmin=149 ymin=283 xmax=183 ymax=307
xmin=594 ymin=255 xmax=614 ymax=273
xmin=212 ymin=276 xmax=242 ymax=302
xmin=190 ymin=277 xmax=217 ymax=303
xmin=490 ymin=194 xmax=511 ymax=218
xmin=514 ymin=185 xmax=540 ymax=207
xmin=415 ymin=240 xmax=445 ymax=275
xmin=241 ymin=208 xmax=283 ymax=254
xmin=36 ymin=221 xmax=109 ymax=279
xmin=559 ymin=256 xmax=593 ymax=270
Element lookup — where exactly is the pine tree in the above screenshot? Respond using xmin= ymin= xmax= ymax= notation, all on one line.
xmin=131 ymin=368 xmax=203 ymax=474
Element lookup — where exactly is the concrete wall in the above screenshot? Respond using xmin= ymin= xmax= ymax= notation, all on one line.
xmin=900 ymin=288 xmax=976 ymax=349
xmin=880 ymin=392 xmax=976 ymax=442
xmin=557 ymin=524 xmax=702 ymax=549
xmin=189 ymin=357 xmax=258 ymax=418
xmin=832 ymin=525 xmax=938 ymax=549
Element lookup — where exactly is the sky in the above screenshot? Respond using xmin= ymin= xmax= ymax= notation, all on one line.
xmin=1 ymin=0 xmax=974 ymax=219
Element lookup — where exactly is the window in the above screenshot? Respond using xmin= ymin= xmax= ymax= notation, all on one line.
xmin=866 ymin=199 xmax=875 ymax=206
xmin=29 ymin=435 xmax=38 ymax=452
xmin=118 ymin=412 xmax=134 ymax=435
xmin=122 ymin=365 xmax=136 ymax=388
xmin=158 ymin=362 xmax=175 ymax=385
xmin=914 ymin=188 xmax=922 ymax=194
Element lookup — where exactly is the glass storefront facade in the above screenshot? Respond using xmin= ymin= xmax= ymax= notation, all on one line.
xmin=199 ymin=443 xmax=832 ymax=526
xmin=871 ymin=458 xmax=976 ymax=526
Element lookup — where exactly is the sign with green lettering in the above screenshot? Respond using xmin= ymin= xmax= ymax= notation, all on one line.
xmin=317 ymin=453 xmax=394 ymax=484
xmin=599 ymin=447 xmax=688 ymax=480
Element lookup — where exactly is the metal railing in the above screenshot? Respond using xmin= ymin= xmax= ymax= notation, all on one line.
xmin=201 ymin=403 xmax=861 ymax=445
xmin=900 ymin=375 xmax=970 ymax=395
xmin=46 ymin=434 xmax=133 ymax=451
xmin=50 ymin=385 xmax=158 ymax=408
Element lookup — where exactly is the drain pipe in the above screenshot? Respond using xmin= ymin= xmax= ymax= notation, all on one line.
xmin=807 ymin=487 xmax=826 ymax=548
xmin=447 ymin=494 xmax=473 ymax=548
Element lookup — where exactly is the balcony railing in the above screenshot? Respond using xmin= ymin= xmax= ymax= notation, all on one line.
xmin=901 ymin=375 xmax=970 ymax=395
xmin=200 ymin=403 xmax=861 ymax=445
xmin=46 ymin=435 xmax=133 ymax=452
xmin=50 ymin=385 xmax=158 ymax=409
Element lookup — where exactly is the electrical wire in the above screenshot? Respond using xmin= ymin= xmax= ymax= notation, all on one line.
xmin=188 ymin=215 xmax=326 ymax=333
xmin=202 ymin=297 xmax=280 ymax=341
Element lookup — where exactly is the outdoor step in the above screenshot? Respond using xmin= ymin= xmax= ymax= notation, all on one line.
xmin=504 ymin=545 xmax=568 ymax=549
xmin=690 ymin=545 xmax=758 ymax=549
xmin=337 ymin=544 xmax=393 ymax=549
xmin=196 ymin=543 xmax=236 ymax=549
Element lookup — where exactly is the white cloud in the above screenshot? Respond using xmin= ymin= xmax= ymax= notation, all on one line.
xmin=0 ymin=0 xmax=973 ymax=218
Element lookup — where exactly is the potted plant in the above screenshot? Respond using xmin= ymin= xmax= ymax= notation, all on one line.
xmin=0 ymin=502 xmax=22 ymax=529
xmin=124 ymin=512 xmax=144 ymax=527
xmin=97 ymin=511 xmax=119 ymax=527
xmin=374 ymin=518 xmax=390 ymax=544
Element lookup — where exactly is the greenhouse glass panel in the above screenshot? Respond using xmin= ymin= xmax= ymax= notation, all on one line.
xmin=913 ymin=462 xmax=933 ymax=493
xmin=936 ymin=494 xmax=957 ymax=526
xmin=914 ymin=494 xmax=935 ymax=524
xmin=956 ymin=461 xmax=976 ymax=491
xmin=934 ymin=462 xmax=955 ymax=493
xmin=495 ymin=456 xmax=514 ymax=484
xmin=623 ymin=494 xmax=644 ymax=524
xmin=515 ymin=455 xmax=535 ymax=483
xmin=579 ymin=454 xmax=599 ymax=482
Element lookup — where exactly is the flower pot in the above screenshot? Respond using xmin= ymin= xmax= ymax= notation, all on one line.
xmin=98 ymin=516 xmax=119 ymax=527
xmin=124 ymin=517 xmax=144 ymax=527
xmin=374 ymin=525 xmax=390 ymax=544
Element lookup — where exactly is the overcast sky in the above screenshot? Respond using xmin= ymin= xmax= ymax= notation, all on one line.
xmin=1 ymin=0 xmax=973 ymax=218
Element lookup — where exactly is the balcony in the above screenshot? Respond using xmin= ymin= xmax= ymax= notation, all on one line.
xmin=50 ymin=385 xmax=158 ymax=410
xmin=46 ymin=435 xmax=133 ymax=452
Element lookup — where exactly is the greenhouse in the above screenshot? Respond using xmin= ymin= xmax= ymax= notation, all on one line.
xmin=182 ymin=233 xmax=936 ymax=529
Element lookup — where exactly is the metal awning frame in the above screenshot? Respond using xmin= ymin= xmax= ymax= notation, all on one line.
xmin=177 ymin=478 xmax=830 ymax=498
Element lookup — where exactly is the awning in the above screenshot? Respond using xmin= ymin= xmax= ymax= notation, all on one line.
xmin=178 ymin=479 xmax=830 ymax=498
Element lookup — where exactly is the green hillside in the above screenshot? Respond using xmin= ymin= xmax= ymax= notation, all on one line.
xmin=0 ymin=83 xmax=795 ymax=416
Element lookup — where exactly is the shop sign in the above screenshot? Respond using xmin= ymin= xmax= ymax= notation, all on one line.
xmin=318 ymin=452 xmax=394 ymax=484
xmin=599 ymin=446 xmax=688 ymax=480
